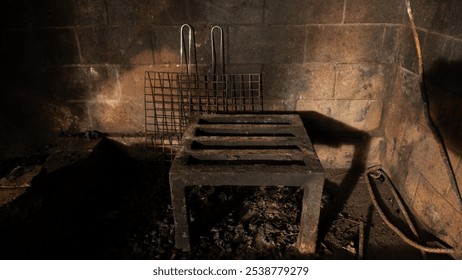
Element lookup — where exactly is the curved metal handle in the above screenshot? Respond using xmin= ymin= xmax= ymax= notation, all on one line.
xmin=180 ymin=24 xmax=193 ymax=74
xmin=211 ymin=26 xmax=224 ymax=74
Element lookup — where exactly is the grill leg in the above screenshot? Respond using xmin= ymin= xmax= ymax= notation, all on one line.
xmin=297 ymin=175 xmax=325 ymax=254
xmin=169 ymin=178 xmax=191 ymax=251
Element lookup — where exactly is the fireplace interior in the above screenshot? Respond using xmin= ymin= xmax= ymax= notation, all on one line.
xmin=0 ymin=0 xmax=461 ymax=259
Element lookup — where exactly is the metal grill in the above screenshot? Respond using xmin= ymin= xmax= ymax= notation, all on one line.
xmin=169 ymin=114 xmax=325 ymax=253
xmin=144 ymin=25 xmax=262 ymax=163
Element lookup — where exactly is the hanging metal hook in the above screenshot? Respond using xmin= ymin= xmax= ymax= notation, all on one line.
xmin=180 ymin=24 xmax=193 ymax=74
xmin=211 ymin=26 xmax=224 ymax=75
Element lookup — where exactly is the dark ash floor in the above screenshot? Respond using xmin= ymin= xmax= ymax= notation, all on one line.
xmin=0 ymin=137 xmax=451 ymax=260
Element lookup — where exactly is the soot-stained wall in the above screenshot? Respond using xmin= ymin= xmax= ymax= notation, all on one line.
xmin=0 ymin=0 xmax=403 ymax=168
xmin=1 ymin=0 xmax=461 ymax=256
xmin=384 ymin=0 xmax=462 ymax=256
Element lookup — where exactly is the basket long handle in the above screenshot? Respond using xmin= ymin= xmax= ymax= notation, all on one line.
xmin=211 ymin=26 xmax=224 ymax=75
xmin=180 ymin=24 xmax=193 ymax=74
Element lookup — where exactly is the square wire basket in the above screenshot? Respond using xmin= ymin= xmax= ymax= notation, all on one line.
xmin=144 ymin=25 xmax=262 ymax=164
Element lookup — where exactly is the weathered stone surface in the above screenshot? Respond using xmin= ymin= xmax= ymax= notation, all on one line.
xmin=44 ymin=101 xmax=91 ymax=132
xmin=265 ymin=0 xmax=343 ymax=24
xmin=78 ymin=27 xmax=154 ymax=65
xmin=47 ymin=66 xmax=121 ymax=101
xmin=72 ymin=0 xmax=109 ymax=26
xmin=423 ymin=32 xmax=455 ymax=77
xmin=186 ymin=0 xmax=264 ymax=24
xmin=383 ymin=80 xmax=411 ymax=178
xmin=411 ymin=173 xmax=462 ymax=246
xmin=424 ymin=83 xmax=462 ymax=154
xmin=85 ymin=67 xmax=121 ymax=101
xmin=263 ymin=63 xmax=335 ymax=100
xmin=47 ymin=67 xmax=92 ymax=101
xmin=263 ymin=98 xmax=297 ymax=112
xmin=230 ymin=25 xmax=306 ymax=64
xmin=119 ymin=27 xmax=155 ymax=65
xmin=78 ymin=27 xmax=124 ymax=64
xmin=88 ymin=101 xmax=145 ymax=132
xmin=405 ymin=124 xmax=452 ymax=196
xmin=400 ymin=166 xmax=421 ymax=204
xmin=152 ymin=26 xmax=181 ymax=65
xmin=305 ymin=25 xmax=400 ymax=63
xmin=86 ymin=67 xmax=122 ymax=101
xmin=400 ymin=26 xmax=427 ymax=74
xmin=314 ymin=136 xmax=383 ymax=169
xmin=368 ymin=136 xmax=384 ymax=167
xmin=450 ymin=40 xmax=462 ymax=61
xmin=334 ymin=64 xmax=393 ymax=99
xmin=313 ymin=144 xmax=354 ymax=169
xmin=411 ymin=0 xmax=462 ymax=38
xmin=151 ymin=0 xmax=189 ymax=25
xmin=133 ymin=66 xmax=154 ymax=102
xmin=447 ymin=148 xmax=461 ymax=177
xmin=295 ymin=99 xmax=383 ymax=131
xmin=107 ymin=0 xmax=156 ymax=26
xmin=118 ymin=67 xmax=137 ymax=101
xmin=456 ymin=159 xmax=462 ymax=195
xmin=345 ymin=0 xmax=405 ymax=23
xmin=399 ymin=69 xmax=423 ymax=121
xmin=152 ymin=25 xmax=212 ymax=67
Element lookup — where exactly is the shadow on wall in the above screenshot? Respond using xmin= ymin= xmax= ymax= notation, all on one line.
xmin=0 ymin=1 xmax=81 ymax=159
xmin=297 ymin=111 xmax=371 ymax=240
xmin=424 ymin=59 xmax=462 ymax=155
xmin=0 ymin=1 xmax=214 ymax=160
xmin=0 ymin=2 xmax=136 ymax=159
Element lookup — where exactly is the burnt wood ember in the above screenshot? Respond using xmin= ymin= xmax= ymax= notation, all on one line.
xmin=169 ymin=114 xmax=325 ymax=254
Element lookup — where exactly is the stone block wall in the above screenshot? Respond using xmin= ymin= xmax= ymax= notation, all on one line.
xmin=1 ymin=0 xmax=461 ymax=257
xmin=383 ymin=0 xmax=462 ymax=256
xmin=0 ymin=0 xmax=404 ymax=169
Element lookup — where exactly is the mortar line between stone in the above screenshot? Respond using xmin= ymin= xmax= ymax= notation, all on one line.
xmin=332 ymin=64 xmax=338 ymax=99
xmin=86 ymin=102 xmax=93 ymax=129
xmin=303 ymin=25 xmax=308 ymax=63
xmin=115 ymin=67 xmax=122 ymax=100
xmin=381 ymin=25 xmax=387 ymax=49
xmin=414 ymin=166 xmax=462 ymax=216
xmin=400 ymin=66 xmax=419 ymax=76
xmin=262 ymin=0 xmax=266 ymax=24
xmin=424 ymin=29 xmax=462 ymax=43
xmin=342 ymin=0 xmax=347 ymax=24
xmin=104 ymin=0 xmax=111 ymax=25
xmin=74 ymin=28 xmax=83 ymax=64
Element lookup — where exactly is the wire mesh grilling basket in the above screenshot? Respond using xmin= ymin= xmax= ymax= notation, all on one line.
xmin=144 ymin=25 xmax=262 ymax=164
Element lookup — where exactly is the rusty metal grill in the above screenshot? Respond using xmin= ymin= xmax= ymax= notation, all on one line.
xmin=169 ymin=114 xmax=325 ymax=253
xmin=144 ymin=25 xmax=262 ymax=163
xmin=144 ymin=72 xmax=262 ymax=161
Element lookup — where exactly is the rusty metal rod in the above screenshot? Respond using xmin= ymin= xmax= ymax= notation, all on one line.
xmin=404 ymin=0 xmax=462 ymax=212
xmin=388 ymin=175 xmax=428 ymax=259
xmin=358 ymin=221 xmax=364 ymax=259
xmin=365 ymin=165 xmax=454 ymax=254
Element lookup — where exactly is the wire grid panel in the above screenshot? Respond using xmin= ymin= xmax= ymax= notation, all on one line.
xmin=196 ymin=74 xmax=263 ymax=113
xmin=144 ymin=71 xmax=262 ymax=161
xmin=144 ymin=72 xmax=189 ymax=161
